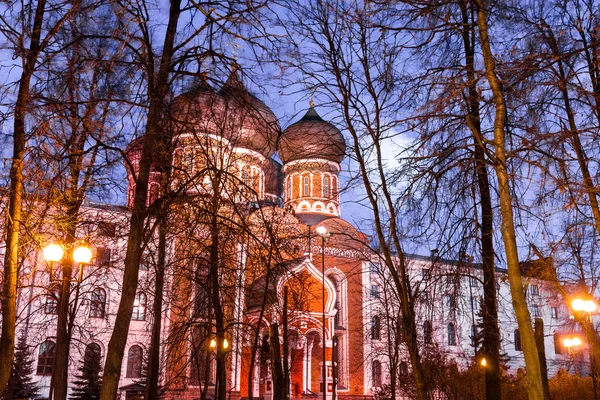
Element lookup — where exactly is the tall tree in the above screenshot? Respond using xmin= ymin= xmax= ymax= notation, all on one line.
xmin=473 ymin=0 xmax=545 ymax=398
xmin=0 ymin=0 xmax=80 ymax=390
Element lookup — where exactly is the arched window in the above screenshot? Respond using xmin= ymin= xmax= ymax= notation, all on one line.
xmin=447 ymin=323 xmax=456 ymax=346
xmin=126 ymin=345 xmax=143 ymax=378
xmin=242 ymin=169 xmax=249 ymax=187
xmin=399 ymin=361 xmax=409 ymax=380
xmin=84 ymin=343 xmax=102 ymax=368
xmin=303 ymin=176 xmax=310 ymax=196
xmin=329 ymin=274 xmax=346 ymax=328
xmin=37 ymin=340 xmax=55 ymax=375
xmin=372 ymin=360 xmax=382 ymax=388
xmin=323 ymin=176 xmax=330 ymax=197
xmin=287 ymin=178 xmax=292 ymax=199
xmin=132 ymin=292 xmax=146 ymax=321
xmin=423 ymin=321 xmax=432 ymax=344
xmin=90 ymin=287 xmax=107 ymax=318
xmin=371 ymin=315 xmax=381 ymax=341
xmin=554 ymin=332 xmax=564 ymax=355
xmin=514 ymin=329 xmax=522 ymax=351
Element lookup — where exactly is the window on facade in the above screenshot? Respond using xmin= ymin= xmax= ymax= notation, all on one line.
xmin=399 ymin=361 xmax=409 ymax=380
xmin=530 ymin=284 xmax=539 ymax=296
xmin=471 ymin=296 xmax=479 ymax=313
xmin=372 ymin=360 xmax=382 ymax=388
xmin=471 ymin=325 xmax=479 ymax=348
xmin=303 ymin=176 xmax=310 ymax=196
xmin=85 ymin=343 xmax=102 ymax=365
xmin=446 ymin=274 xmax=455 ymax=285
xmin=422 ymin=291 xmax=430 ymax=304
xmin=90 ymin=287 xmax=107 ymax=318
xmin=332 ymin=278 xmax=344 ymax=328
xmin=470 ymin=276 xmax=478 ymax=287
xmin=149 ymin=183 xmax=160 ymax=204
xmin=531 ymin=305 xmax=541 ymax=318
xmin=447 ymin=323 xmax=456 ymax=346
xmin=370 ymin=262 xmax=380 ymax=276
xmin=287 ymin=178 xmax=292 ymax=199
xmin=514 ymin=329 xmax=522 ymax=351
xmin=551 ymin=307 xmax=558 ymax=319
xmin=37 ymin=340 xmax=56 ymax=375
xmin=554 ymin=332 xmax=564 ymax=355
xmin=444 ymin=294 xmax=455 ymax=308
xmin=371 ymin=316 xmax=381 ymax=341
xmin=45 ymin=287 xmax=60 ymax=315
xmin=96 ymin=247 xmax=111 ymax=266
xmin=370 ymin=285 xmax=380 ymax=299
xmin=423 ymin=321 xmax=432 ymax=344
xmin=323 ymin=176 xmax=330 ymax=197
xmin=242 ymin=170 xmax=249 ymax=187
xmin=98 ymin=222 xmax=117 ymax=237
xmin=132 ymin=292 xmax=147 ymax=321
xmin=126 ymin=345 xmax=143 ymax=378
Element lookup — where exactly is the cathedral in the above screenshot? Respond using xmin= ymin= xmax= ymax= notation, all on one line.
xmin=13 ymin=69 xmax=584 ymax=400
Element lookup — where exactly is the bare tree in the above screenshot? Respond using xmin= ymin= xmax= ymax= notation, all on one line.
xmin=0 ymin=0 xmax=82 ymax=390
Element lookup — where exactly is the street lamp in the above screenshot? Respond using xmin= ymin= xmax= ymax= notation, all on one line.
xmin=316 ymin=225 xmax=329 ymax=400
xmin=563 ymin=335 xmax=583 ymax=375
xmin=43 ymin=242 xmax=92 ymax=400
xmin=480 ymin=357 xmax=487 ymax=367
xmin=43 ymin=244 xmax=64 ymax=281
xmin=210 ymin=336 xmax=230 ymax=399
xmin=571 ymin=297 xmax=599 ymax=400
xmin=563 ymin=336 xmax=583 ymax=353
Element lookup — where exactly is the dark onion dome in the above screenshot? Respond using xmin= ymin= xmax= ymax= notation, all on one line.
xmin=263 ymin=158 xmax=284 ymax=198
xmin=170 ymin=70 xmax=279 ymax=158
xmin=218 ymin=70 xmax=280 ymax=158
xmin=278 ymin=106 xmax=346 ymax=164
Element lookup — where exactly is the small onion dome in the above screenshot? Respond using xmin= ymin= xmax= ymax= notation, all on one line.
xmin=278 ymin=107 xmax=346 ymax=164
xmin=263 ymin=158 xmax=284 ymax=198
xmin=218 ymin=70 xmax=280 ymax=158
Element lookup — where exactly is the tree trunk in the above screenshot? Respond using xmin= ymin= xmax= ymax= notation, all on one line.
xmin=269 ymin=323 xmax=285 ymax=400
xmin=99 ymin=1 xmax=181 ymax=399
xmin=459 ymin=2 xmax=502 ymax=398
xmin=145 ymin=218 xmax=167 ymax=400
xmin=474 ymin=2 xmax=544 ymax=399
xmin=534 ymin=319 xmax=550 ymax=399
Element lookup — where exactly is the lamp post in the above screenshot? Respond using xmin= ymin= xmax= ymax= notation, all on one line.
xmin=571 ymin=297 xmax=598 ymax=400
xmin=43 ymin=242 xmax=92 ymax=400
xmin=316 ymin=225 xmax=329 ymax=400
xmin=210 ymin=336 xmax=229 ymax=399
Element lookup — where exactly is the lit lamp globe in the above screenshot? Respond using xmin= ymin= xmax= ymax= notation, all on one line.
xmin=316 ymin=226 xmax=328 ymax=236
xmin=480 ymin=357 xmax=487 ymax=367
xmin=209 ymin=338 xmax=229 ymax=349
xmin=572 ymin=298 xmax=597 ymax=313
xmin=73 ymin=245 xmax=93 ymax=264
xmin=43 ymin=243 xmax=64 ymax=263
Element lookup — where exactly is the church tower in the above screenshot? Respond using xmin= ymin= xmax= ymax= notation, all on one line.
xmin=278 ymin=105 xmax=346 ymax=217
